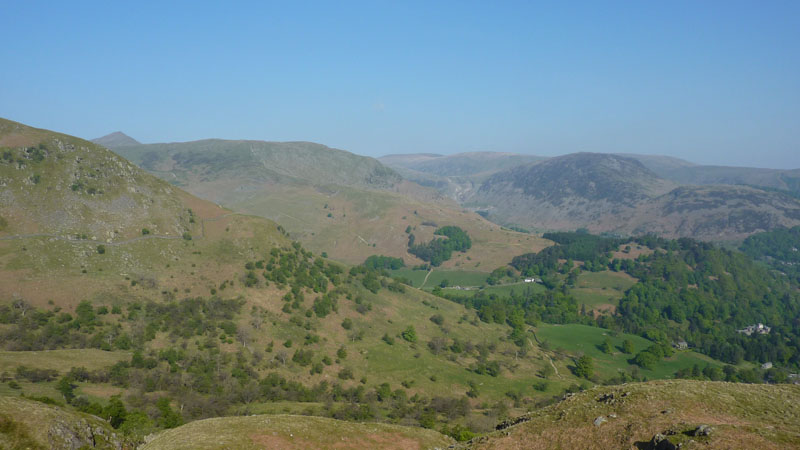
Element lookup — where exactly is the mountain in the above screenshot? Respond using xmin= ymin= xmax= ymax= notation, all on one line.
xmin=467 ymin=152 xmax=800 ymax=240
xmin=91 ymin=131 xmax=140 ymax=148
xmin=109 ymin=139 xmax=549 ymax=268
xmin=620 ymin=153 xmax=800 ymax=196
xmin=380 ymin=152 xmax=546 ymax=178
xmin=113 ymin=139 xmax=401 ymax=192
xmin=380 ymin=152 xmax=548 ymax=203
xmin=469 ymin=380 xmax=800 ymax=449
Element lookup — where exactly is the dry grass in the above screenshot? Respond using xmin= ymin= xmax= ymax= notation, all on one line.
xmin=141 ymin=414 xmax=454 ymax=450
xmin=0 ymin=349 xmax=130 ymax=374
xmin=467 ymin=380 xmax=800 ymax=450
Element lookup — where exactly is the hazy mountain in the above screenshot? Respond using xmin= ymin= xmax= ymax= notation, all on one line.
xmin=113 ymin=139 xmax=402 ymax=193
xmin=379 ymin=151 xmax=548 ymax=203
xmin=468 ymin=152 xmax=800 ymax=240
xmin=618 ymin=153 xmax=800 ymax=195
xmin=91 ymin=131 xmax=140 ymax=148
xmin=380 ymin=151 xmax=546 ymax=177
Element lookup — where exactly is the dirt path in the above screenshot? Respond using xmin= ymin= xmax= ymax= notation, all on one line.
xmin=529 ymin=331 xmax=562 ymax=379
xmin=420 ymin=268 xmax=434 ymax=288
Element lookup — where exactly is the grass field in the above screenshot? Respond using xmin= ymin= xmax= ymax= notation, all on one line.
xmin=442 ymin=282 xmax=547 ymax=298
xmin=570 ymin=270 xmax=637 ymax=311
xmin=387 ymin=267 xmax=429 ymax=287
xmin=388 ymin=268 xmax=490 ymax=289
xmin=141 ymin=414 xmax=454 ymax=450
xmin=536 ymin=323 xmax=723 ymax=380
xmin=0 ymin=349 xmax=130 ymax=374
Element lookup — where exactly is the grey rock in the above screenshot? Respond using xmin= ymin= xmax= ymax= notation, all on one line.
xmin=652 ymin=433 xmax=678 ymax=450
xmin=593 ymin=416 xmax=607 ymax=426
xmin=692 ymin=424 xmax=714 ymax=436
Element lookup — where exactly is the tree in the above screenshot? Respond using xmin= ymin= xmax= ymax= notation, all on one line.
xmin=574 ymin=355 xmax=594 ymax=379
xmin=600 ymin=338 xmax=612 ymax=354
xmin=56 ymin=376 xmax=76 ymax=403
xmin=622 ymin=339 xmax=634 ymax=354
xmin=401 ymin=326 xmax=417 ymax=343
xmin=156 ymin=397 xmax=183 ymax=429
xmin=103 ymin=396 xmax=128 ymax=429
xmin=96 ymin=245 xmax=106 ymax=254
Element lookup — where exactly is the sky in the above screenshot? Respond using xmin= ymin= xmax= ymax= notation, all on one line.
xmin=1 ymin=1 xmax=799 ymax=168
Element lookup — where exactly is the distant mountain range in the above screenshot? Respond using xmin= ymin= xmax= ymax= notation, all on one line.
xmin=382 ymin=151 xmax=800 ymax=240
xmin=95 ymin=132 xmax=800 ymax=241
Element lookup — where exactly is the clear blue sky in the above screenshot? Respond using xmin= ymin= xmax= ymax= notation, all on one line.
xmin=1 ymin=1 xmax=798 ymax=168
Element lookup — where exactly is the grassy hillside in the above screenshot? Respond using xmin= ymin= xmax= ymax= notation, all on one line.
xmin=141 ymin=414 xmax=453 ymax=450
xmin=0 ymin=118 xmax=192 ymax=240
xmin=0 ymin=396 xmax=122 ymax=449
xmin=467 ymin=380 xmax=800 ymax=449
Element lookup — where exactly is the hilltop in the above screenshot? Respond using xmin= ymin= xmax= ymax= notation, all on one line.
xmin=141 ymin=414 xmax=453 ymax=450
xmin=467 ymin=380 xmax=800 ymax=449
xmin=91 ymin=131 xmax=140 ymax=148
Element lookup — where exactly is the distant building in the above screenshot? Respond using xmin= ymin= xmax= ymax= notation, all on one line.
xmin=524 ymin=278 xmax=541 ymax=283
xmin=761 ymin=362 xmax=773 ymax=370
xmin=673 ymin=340 xmax=689 ymax=350
xmin=737 ymin=323 xmax=771 ymax=336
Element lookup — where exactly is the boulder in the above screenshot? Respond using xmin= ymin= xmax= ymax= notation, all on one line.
xmin=692 ymin=424 xmax=714 ymax=436
xmin=593 ymin=416 xmax=607 ymax=427
xmin=652 ymin=433 xmax=677 ymax=450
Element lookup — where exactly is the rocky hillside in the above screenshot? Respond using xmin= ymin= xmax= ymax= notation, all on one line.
xmin=0 ymin=396 xmax=122 ymax=449
xmin=467 ymin=153 xmax=800 ymax=240
xmin=0 ymin=118 xmax=191 ymax=240
xmin=467 ymin=380 xmax=800 ymax=450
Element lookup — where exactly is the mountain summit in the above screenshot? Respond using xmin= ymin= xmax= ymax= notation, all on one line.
xmin=91 ymin=131 xmax=140 ymax=148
